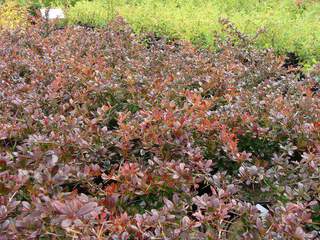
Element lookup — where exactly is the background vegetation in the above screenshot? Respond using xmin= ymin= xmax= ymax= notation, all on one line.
xmin=1 ymin=0 xmax=319 ymax=67
xmin=0 ymin=1 xmax=28 ymax=29
xmin=72 ymin=0 xmax=320 ymax=67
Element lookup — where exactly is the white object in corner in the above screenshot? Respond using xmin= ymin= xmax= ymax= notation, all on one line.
xmin=40 ymin=8 xmax=65 ymax=20
xmin=256 ymin=204 xmax=269 ymax=218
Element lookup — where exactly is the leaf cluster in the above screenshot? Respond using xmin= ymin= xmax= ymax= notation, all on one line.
xmin=0 ymin=18 xmax=319 ymax=239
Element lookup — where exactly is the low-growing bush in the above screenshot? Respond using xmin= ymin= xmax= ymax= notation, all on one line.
xmin=115 ymin=0 xmax=320 ymax=66
xmin=0 ymin=1 xmax=28 ymax=29
xmin=0 ymin=17 xmax=319 ymax=239
xmin=16 ymin=0 xmax=319 ymax=67
xmin=61 ymin=0 xmax=316 ymax=67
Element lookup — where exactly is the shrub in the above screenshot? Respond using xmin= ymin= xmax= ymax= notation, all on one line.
xmin=114 ymin=0 xmax=320 ymax=66
xmin=0 ymin=17 xmax=319 ymax=239
xmin=0 ymin=1 xmax=28 ymax=29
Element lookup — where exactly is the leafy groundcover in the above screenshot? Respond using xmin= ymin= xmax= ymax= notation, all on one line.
xmin=0 ymin=18 xmax=319 ymax=239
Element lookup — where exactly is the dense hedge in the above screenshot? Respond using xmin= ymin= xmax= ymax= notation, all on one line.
xmin=66 ymin=0 xmax=320 ymax=67
xmin=0 ymin=18 xmax=319 ymax=239
xmin=3 ymin=0 xmax=320 ymax=67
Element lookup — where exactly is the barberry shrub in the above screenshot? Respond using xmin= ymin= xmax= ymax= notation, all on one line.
xmin=0 ymin=17 xmax=319 ymax=239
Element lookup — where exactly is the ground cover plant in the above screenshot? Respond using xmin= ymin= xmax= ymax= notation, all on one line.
xmin=65 ymin=0 xmax=320 ymax=68
xmin=0 ymin=16 xmax=320 ymax=239
xmin=0 ymin=1 xmax=28 ymax=29
xmin=5 ymin=0 xmax=320 ymax=68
